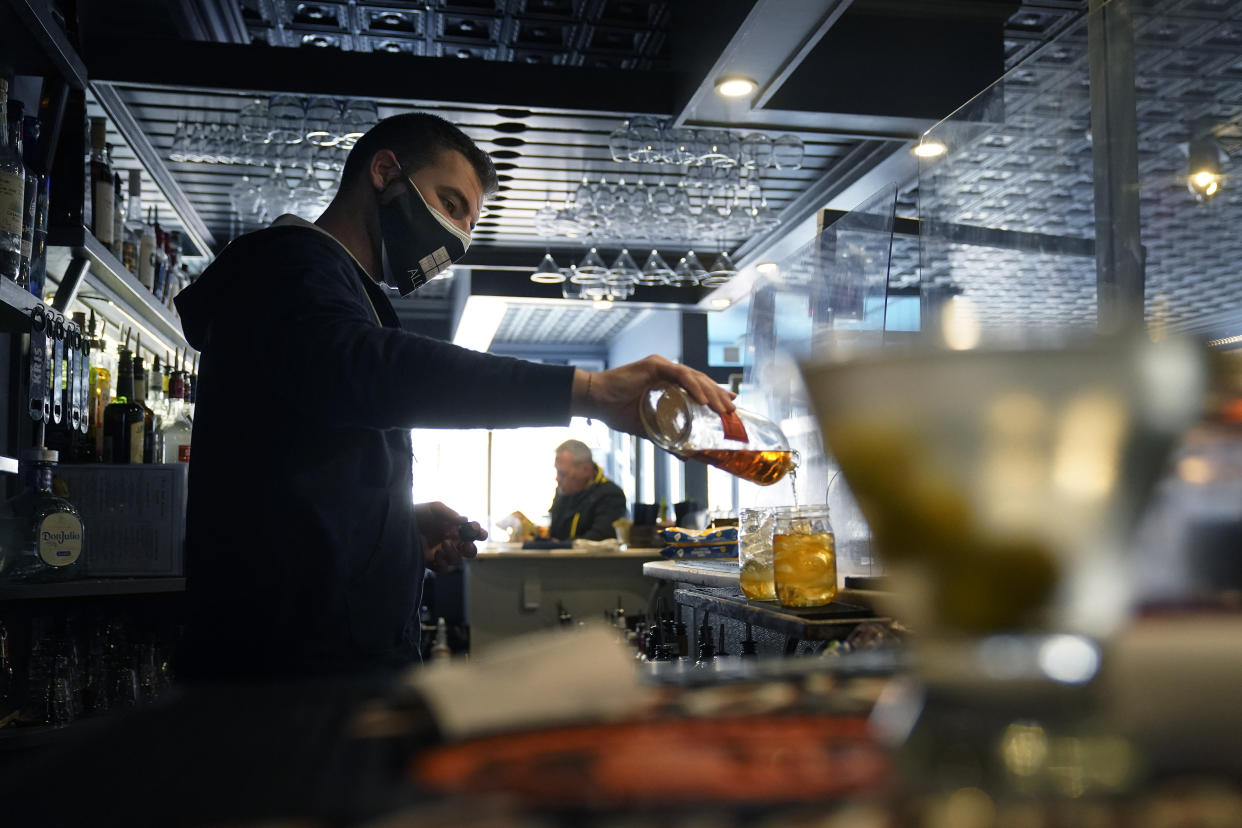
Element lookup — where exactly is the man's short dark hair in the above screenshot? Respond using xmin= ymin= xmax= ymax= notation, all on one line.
xmin=340 ymin=112 xmax=498 ymax=195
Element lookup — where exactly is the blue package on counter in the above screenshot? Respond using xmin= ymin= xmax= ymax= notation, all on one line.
xmin=658 ymin=526 xmax=738 ymax=546
xmin=659 ymin=545 xmax=739 ymax=559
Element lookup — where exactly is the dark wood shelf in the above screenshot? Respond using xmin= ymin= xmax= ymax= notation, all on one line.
xmin=0 ymin=577 xmax=185 ymax=601
xmin=673 ymin=586 xmax=887 ymax=641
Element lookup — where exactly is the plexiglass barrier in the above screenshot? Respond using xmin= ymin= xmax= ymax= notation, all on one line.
xmin=918 ymin=12 xmax=1098 ymax=345
xmin=741 ymin=183 xmax=899 ymax=581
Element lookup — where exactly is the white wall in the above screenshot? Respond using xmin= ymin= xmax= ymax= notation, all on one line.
xmin=608 ymin=309 xmax=682 ymax=368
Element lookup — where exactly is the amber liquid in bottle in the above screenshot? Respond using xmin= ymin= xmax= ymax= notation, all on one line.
xmin=686 ymin=449 xmax=794 ymax=486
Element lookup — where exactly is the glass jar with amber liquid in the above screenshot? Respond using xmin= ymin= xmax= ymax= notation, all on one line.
xmin=772 ymin=506 xmax=836 ymax=608
xmin=638 ymin=382 xmax=795 ymax=486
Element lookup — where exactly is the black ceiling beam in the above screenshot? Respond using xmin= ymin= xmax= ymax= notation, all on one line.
xmin=84 ymin=37 xmax=680 ymax=114
xmin=763 ymin=1 xmax=1018 ymax=122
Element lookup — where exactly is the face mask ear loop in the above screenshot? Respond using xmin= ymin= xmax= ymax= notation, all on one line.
xmin=404 ymin=174 xmax=473 ymax=249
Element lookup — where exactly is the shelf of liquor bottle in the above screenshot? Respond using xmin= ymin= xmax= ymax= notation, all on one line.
xmin=0 ymin=275 xmax=44 ymax=332
xmin=0 ymin=0 xmax=89 ymax=91
xmin=0 ymin=577 xmax=186 ymax=601
xmin=46 ymin=225 xmax=193 ymax=354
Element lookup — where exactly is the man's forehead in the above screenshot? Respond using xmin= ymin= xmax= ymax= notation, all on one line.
xmin=433 ymin=149 xmax=483 ymax=198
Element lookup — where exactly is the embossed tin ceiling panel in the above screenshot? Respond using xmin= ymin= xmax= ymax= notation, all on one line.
xmin=237 ymin=0 xmax=670 ymax=68
xmin=895 ymin=0 xmax=1242 ymax=338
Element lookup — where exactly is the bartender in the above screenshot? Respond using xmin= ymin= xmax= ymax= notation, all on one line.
xmin=549 ymin=440 xmax=627 ymax=541
xmin=173 ymin=112 xmax=734 ymax=680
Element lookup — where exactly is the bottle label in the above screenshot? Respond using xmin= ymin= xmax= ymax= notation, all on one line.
xmin=138 ymin=235 xmax=155 ymax=288
xmin=720 ymin=411 xmax=749 ymax=443
xmin=177 ymin=444 xmax=190 ymax=463
xmin=129 ymin=422 xmax=144 ymax=463
xmin=94 ymin=182 xmax=114 ymax=245
xmin=0 ymin=172 xmax=24 ymax=235
xmin=38 ymin=512 xmax=83 ymax=567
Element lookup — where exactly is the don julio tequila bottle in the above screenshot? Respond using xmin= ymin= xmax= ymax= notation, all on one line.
xmin=0 ymin=449 xmax=84 ymax=582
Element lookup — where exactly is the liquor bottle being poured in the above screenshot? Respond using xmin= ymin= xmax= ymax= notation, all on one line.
xmin=638 ymin=381 xmax=796 ymax=485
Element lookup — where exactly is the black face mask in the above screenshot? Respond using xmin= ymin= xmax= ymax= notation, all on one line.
xmin=377 ymin=175 xmax=472 ymax=296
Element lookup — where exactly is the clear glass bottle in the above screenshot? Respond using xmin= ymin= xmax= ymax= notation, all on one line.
xmin=121 ymin=169 xmax=142 ymax=274
xmin=0 ymin=77 xmax=26 ymax=282
xmin=84 ymin=312 xmax=111 ymax=463
xmin=111 ymin=162 xmax=123 ymax=260
xmin=638 ymin=382 xmax=795 ymax=486
xmin=159 ymin=368 xmax=193 ymax=463
xmin=147 ymin=354 xmax=166 ymax=461
xmin=132 ymin=355 xmax=156 ymax=463
xmin=102 ymin=346 xmax=145 ymax=464
xmin=0 ymin=449 xmax=85 ymax=582
xmin=151 ymin=208 xmax=168 ymax=299
xmin=137 ymin=205 xmax=156 ymax=290
xmin=89 ymin=118 xmax=114 ymax=250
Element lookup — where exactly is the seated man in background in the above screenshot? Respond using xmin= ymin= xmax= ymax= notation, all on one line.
xmin=549 ymin=439 xmax=627 ymax=541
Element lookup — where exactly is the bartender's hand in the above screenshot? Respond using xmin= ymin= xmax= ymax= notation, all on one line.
xmin=571 ymin=355 xmax=735 ymax=435
xmin=415 ymin=501 xmax=487 ymax=573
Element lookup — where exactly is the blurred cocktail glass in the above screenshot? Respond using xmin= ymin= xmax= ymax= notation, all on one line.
xmin=801 ymin=336 xmax=1207 ymax=638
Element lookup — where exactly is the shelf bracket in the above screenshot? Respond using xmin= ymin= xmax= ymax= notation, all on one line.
xmin=52 ymin=253 xmax=89 ymax=312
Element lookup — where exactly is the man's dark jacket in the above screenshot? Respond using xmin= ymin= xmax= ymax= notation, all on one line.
xmin=548 ymin=465 xmax=627 ymax=541
xmin=174 ymin=220 xmax=574 ymax=679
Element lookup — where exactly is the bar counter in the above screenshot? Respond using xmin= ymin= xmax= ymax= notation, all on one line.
xmin=464 ymin=543 xmax=665 ymax=651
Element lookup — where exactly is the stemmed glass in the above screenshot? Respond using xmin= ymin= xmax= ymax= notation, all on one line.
xmin=339 ymin=100 xmax=379 ymax=148
xmin=239 ymin=98 xmax=271 ymax=143
xmin=572 ymin=248 xmax=609 ymax=284
xmin=268 ymin=95 xmax=306 ymax=144
xmin=305 ymin=97 xmax=343 ymax=146
xmin=530 ymin=251 xmax=565 ymax=284
xmin=168 ymin=121 xmax=189 ymax=162
xmin=639 ymin=250 xmax=674 ymax=285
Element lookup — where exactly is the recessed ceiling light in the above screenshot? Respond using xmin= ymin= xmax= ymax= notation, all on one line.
xmin=756 ymin=262 xmax=779 ymax=275
xmin=715 ymin=75 xmax=757 ymax=98
xmin=913 ymin=139 xmax=947 ymax=158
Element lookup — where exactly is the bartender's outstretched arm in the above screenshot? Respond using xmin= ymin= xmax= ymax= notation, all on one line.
xmin=571 ymin=355 xmax=735 ymax=436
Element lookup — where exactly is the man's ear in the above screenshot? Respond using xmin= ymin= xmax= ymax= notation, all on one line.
xmin=368 ymin=149 xmax=402 ymax=192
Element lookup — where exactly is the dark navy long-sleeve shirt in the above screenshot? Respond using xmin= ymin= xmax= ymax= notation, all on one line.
xmin=173 ymin=219 xmax=574 ymax=679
